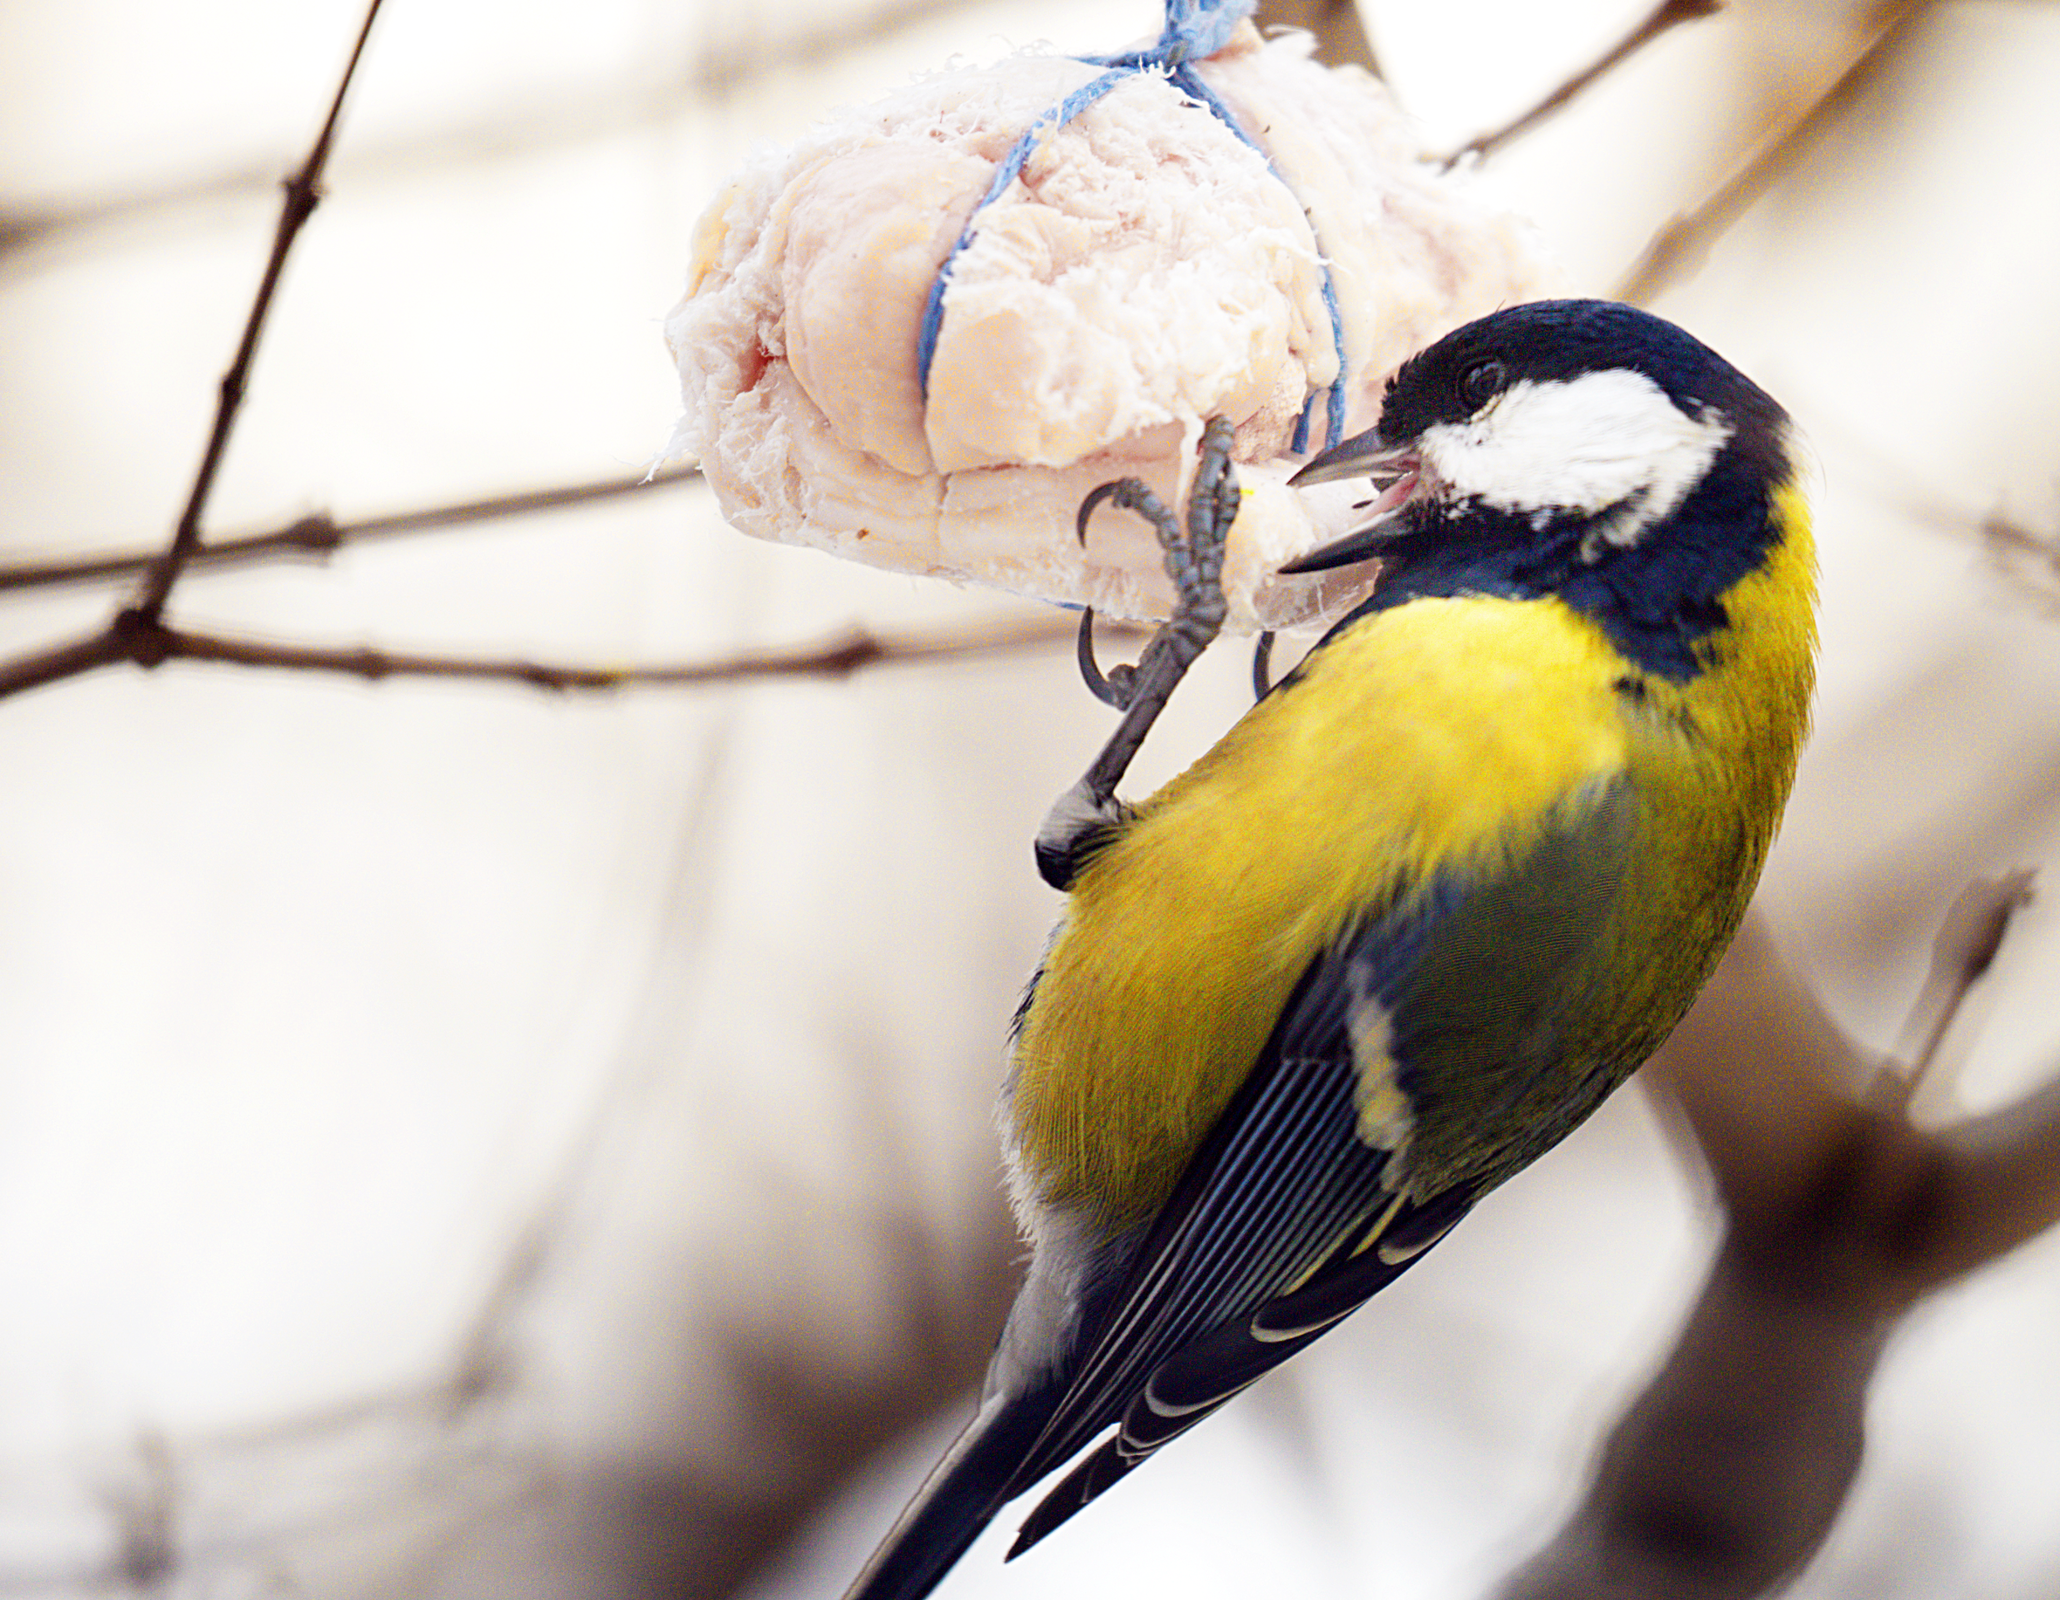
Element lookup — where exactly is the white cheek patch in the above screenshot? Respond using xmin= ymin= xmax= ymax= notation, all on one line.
xmin=1417 ymin=369 xmax=1732 ymax=555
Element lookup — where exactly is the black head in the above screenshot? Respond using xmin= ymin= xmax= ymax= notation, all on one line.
xmin=1286 ymin=300 xmax=1796 ymax=679
xmin=1372 ymin=299 xmax=1787 ymax=481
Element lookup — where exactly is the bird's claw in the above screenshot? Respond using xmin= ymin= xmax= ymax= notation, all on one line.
xmin=1072 ymin=417 xmax=1237 ymax=710
xmin=1075 ymin=610 xmax=1135 ymax=710
xmin=1041 ymin=421 xmax=1240 ymax=889
xmin=1251 ymin=631 xmax=1276 ymax=702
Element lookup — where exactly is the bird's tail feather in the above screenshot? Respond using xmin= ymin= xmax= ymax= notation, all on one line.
xmin=1004 ymin=1322 xmax=1255 ymax=1562
xmin=1004 ymin=1432 xmax=1142 ymax=1559
xmin=842 ymin=1384 xmax=1062 ymax=1600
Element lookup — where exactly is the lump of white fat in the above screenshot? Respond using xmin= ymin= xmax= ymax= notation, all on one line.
xmin=664 ymin=23 xmax=1558 ymax=634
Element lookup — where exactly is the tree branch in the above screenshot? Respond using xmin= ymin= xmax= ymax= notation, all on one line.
xmin=1442 ymin=0 xmax=1722 ymax=167
xmin=1498 ymin=893 xmax=2054 ymax=1599
xmin=1921 ymin=1068 xmax=2060 ymax=1287
xmin=129 ymin=0 xmax=387 ymax=623
xmin=0 ymin=465 xmax=701 ymax=595
xmin=1616 ymin=0 xmax=1938 ymax=304
xmin=0 ymin=607 xmax=1078 ymax=703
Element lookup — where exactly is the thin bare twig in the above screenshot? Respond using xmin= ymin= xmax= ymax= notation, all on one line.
xmin=155 ymin=615 xmax=1074 ymax=690
xmin=0 ymin=630 xmax=135 ymax=701
xmin=1443 ymin=0 xmax=1721 ymax=167
xmin=0 ymin=465 xmax=701 ymax=595
xmin=129 ymin=0 xmax=386 ymax=623
xmin=0 ymin=608 xmax=1078 ymax=703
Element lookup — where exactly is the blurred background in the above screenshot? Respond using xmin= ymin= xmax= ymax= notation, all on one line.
xmin=2 ymin=0 xmax=2058 ymax=1595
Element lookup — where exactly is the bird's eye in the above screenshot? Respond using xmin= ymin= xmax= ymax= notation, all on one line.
xmin=1459 ymin=359 xmax=1507 ymax=410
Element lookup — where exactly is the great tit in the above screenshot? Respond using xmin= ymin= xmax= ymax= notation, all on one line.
xmin=845 ymin=298 xmax=1817 ymax=1600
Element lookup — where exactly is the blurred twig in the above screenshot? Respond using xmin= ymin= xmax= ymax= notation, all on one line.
xmin=1977 ymin=507 xmax=2060 ymax=614
xmin=1256 ymin=0 xmax=1381 ymax=77
xmin=1617 ymin=0 xmax=1941 ymax=303
xmin=0 ymin=466 xmax=701 ymax=594
xmin=1 ymin=0 xmax=989 ymax=273
xmin=1442 ymin=0 xmax=1722 ymax=166
xmin=686 ymin=1070 xmax=1020 ymax=1599
xmin=1885 ymin=870 xmax=2038 ymax=1102
xmin=108 ymin=1434 xmax=178 ymax=1590
xmin=1498 ymin=894 xmax=2055 ymax=1600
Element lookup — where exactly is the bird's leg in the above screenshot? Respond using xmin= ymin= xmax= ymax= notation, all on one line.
xmin=1036 ymin=418 xmax=1237 ymax=890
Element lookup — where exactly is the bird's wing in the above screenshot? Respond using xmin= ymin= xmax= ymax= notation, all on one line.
xmin=1003 ymin=774 xmax=1638 ymax=1551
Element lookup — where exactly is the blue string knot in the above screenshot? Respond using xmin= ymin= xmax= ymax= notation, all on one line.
xmin=914 ymin=0 xmax=1348 ymax=456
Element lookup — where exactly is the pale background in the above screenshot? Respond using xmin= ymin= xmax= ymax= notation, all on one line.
xmin=2 ymin=0 xmax=2058 ymax=1595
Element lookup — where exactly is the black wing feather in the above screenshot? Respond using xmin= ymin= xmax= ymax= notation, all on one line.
xmin=1002 ymin=780 xmax=1637 ymax=1554
xmin=998 ymin=920 xmax=1473 ymax=1526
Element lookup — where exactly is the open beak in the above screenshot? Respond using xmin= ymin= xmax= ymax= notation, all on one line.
xmin=1281 ymin=427 xmax=1424 ymax=574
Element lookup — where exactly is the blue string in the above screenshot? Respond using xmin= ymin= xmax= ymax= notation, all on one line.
xmin=1096 ymin=0 xmax=1249 ymax=67
xmin=912 ymin=0 xmax=1348 ymax=452
xmin=913 ymin=66 xmax=1133 ymax=411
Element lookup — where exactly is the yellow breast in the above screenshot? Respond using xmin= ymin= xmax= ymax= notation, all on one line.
xmin=1010 ymin=485 xmax=1816 ymax=1230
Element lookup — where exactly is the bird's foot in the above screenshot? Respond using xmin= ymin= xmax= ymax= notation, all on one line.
xmin=1038 ymin=419 xmax=1238 ymax=890
xmin=1072 ymin=418 xmax=1235 ymax=710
